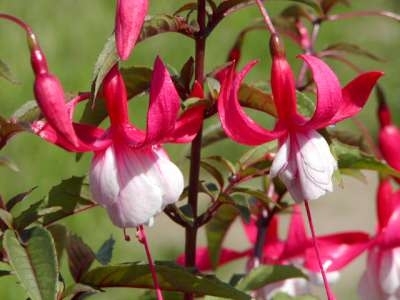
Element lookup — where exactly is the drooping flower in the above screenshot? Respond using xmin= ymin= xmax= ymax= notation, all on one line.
xmin=378 ymin=95 xmax=400 ymax=172
xmin=218 ymin=34 xmax=382 ymax=202
xmin=358 ymin=178 xmax=400 ymax=300
xmin=32 ymin=57 xmax=204 ymax=228
xmin=115 ymin=0 xmax=148 ymax=60
xmin=177 ymin=205 xmax=369 ymax=298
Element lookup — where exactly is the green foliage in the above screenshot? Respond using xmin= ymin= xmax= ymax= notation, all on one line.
xmin=80 ymin=262 xmax=250 ymax=299
xmin=206 ymin=204 xmax=239 ymax=269
xmin=3 ymin=227 xmax=58 ymax=300
xmin=235 ymin=265 xmax=307 ymax=291
xmin=43 ymin=176 xmax=96 ymax=226
xmin=66 ymin=234 xmax=96 ymax=282
xmin=239 ymin=83 xmax=277 ymax=117
xmin=95 ymin=236 xmax=115 ymax=265
xmin=0 ymin=58 xmax=18 ymax=83
xmin=332 ymin=140 xmax=400 ymax=178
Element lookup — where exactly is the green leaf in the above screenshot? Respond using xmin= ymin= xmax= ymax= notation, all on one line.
xmin=179 ymin=56 xmax=194 ymax=92
xmin=96 ymin=236 xmax=115 ymax=265
xmin=206 ymin=203 xmax=239 ymax=269
xmin=43 ymin=176 xmax=96 ymax=225
xmin=138 ymin=14 xmax=194 ymax=42
xmin=11 ymin=100 xmax=42 ymax=125
xmin=0 ymin=116 xmax=24 ymax=150
xmin=121 ymin=66 xmax=153 ymax=99
xmin=47 ymin=224 xmax=67 ymax=264
xmin=200 ymin=161 xmax=225 ymax=189
xmin=275 ymin=0 xmax=322 ymax=13
xmin=296 ymin=91 xmax=315 ymax=118
xmin=7 ymin=187 xmax=37 ymax=211
xmin=238 ymin=83 xmax=277 ymax=117
xmin=231 ymin=187 xmax=272 ymax=207
xmin=331 ymin=140 xmax=400 ymax=178
xmin=80 ymin=262 xmax=250 ymax=299
xmin=0 ymin=155 xmax=19 ymax=172
xmin=0 ymin=58 xmax=18 ymax=83
xmin=90 ymin=35 xmax=118 ymax=101
xmin=0 ymin=208 xmax=13 ymax=229
xmin=62 ymin=283 xmax=99 ymax=299
xmin=238 ymin=141 xmax=277 ymax=169
xmin=323 ymin=42 xmax=384 ymax=61
xmin=4 ymin=227 xmax=58 ymax=300
xmin=202 ymin=123 xmax=228 ymax=148
xmin=280 ymin=4 xmax=315 ymax=20
xmin=236 ymin=265 xmax=306 ymax=291
xmin=205 ymin=156 xmax=236 ymax=175
xmin=13 ymin=200 xmax=44 ymax=230
xmin=214 ymin=0 xmax=254 ymax=19
xmin=174 ymin=3 xmax=197 ymax=16
xmin=66 ymin=235 xmax=96 ymax=282
xmin=320 ymin=0 xmax=349 ymax=14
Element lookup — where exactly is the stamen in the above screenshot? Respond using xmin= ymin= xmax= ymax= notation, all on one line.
xmin=304 ymin=201 xmax=336 ymax=300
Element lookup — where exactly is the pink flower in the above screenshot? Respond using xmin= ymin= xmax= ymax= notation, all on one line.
xmin=378 ymin=99 xmax=400 ymax=172
xmin=178 ymin=205 xmax=369 ymax=282
xmin=115 ymin=0 xmax=148 ymax=60
xmin=218 ymin=35 xmax=382 ymax=202
xmin=32 ymin=57 xmax=204 ymax=228
xmin=358 ymin=179 xmax=400 ymax=299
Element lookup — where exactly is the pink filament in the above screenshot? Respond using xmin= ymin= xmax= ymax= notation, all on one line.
xmin=137 ymin=226 xmax=164 ymax=300
xmin=304 ymin=201 xmax=335 ymax=300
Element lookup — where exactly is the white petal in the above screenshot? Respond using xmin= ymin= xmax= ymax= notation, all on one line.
xmin=295 ymin=130 xmax=337 ymax=201
xmin=144 ymin=146 xmax=184 ymax=208
xmin=270 ymin=138 xmax=290 ymax=179
xmin=90 ymin=144 xmax=176 ymax=228
xmin=270 ymin=137 xmax=305 ymax=202
xmin=90 ymin=146 xmax=120 ymax=207
xmin=380 ymin=248 xmax=400 ymax=295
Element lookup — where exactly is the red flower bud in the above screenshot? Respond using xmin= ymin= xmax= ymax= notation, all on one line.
xmin=379 ymin=124 xmax=400 ymax=171
xmin=34 ymin=73 xmax=79 ymax=147
xmin=115 ymin=0 xmax=148 ymax=60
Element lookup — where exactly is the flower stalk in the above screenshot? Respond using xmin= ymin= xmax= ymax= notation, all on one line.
xmin=184 ymin=0 xmax=207 ymax=299
xmin=137 ymin=226 xmax=164 ymax=300
xmin=304 ymin=201 xmax=335 ymax=300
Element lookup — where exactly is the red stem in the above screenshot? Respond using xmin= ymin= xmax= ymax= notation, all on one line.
xmin=254 ymin=0 xmax=277 ymax=35
xmin=184 ymin=1 xmax=206 ymax=299
xmin=0 ymin=13 xmax=40 ymax=50
xmin=137 ymin=226 xmax=164 ymax=300
xmin=304 ymin=201 xmax=335 ymax=300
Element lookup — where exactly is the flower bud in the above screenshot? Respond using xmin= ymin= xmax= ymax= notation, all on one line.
xmin=115 ymin=0 xmax=148 ymax=60
xmin=34 ymin=74 xmax=79 ymax=147
xmin=269 ymin=34 xmax=286 ymax=58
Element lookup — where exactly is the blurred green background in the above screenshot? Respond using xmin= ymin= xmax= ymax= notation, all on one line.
xmin=0 ymin=0 xmax=400 ymax=299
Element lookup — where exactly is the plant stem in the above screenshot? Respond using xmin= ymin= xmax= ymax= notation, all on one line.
xmin=253 ymin=209 xmax=269 ymax=261
xmin=184 ymin=0 xmax=206 ymax=299
xmin=254 ymin=0 xmax=277 ymax=35
xmin=137 ymin=226 xmax=164 ymax=300
xmin=304 ymin=201 xmax=335 ymax=300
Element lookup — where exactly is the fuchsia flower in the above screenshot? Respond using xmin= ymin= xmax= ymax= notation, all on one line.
xmin=378 ymin=99 xmax=400 ymax=172
xmin=218 ymin=35 xmax=382 ymax=202
xmin=115 ymin=0 xmax=148 ymax=60
xmin=178 ymin=205 xmax=369 ymax=297
xmin=358 ymin=178 xmax=400 ymax=300
xmin=32 ymin=57 xmax=204 ymax=228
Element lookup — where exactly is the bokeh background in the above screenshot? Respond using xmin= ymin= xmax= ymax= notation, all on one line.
xmin=1 ymin=0 xmax=400 ymax=299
